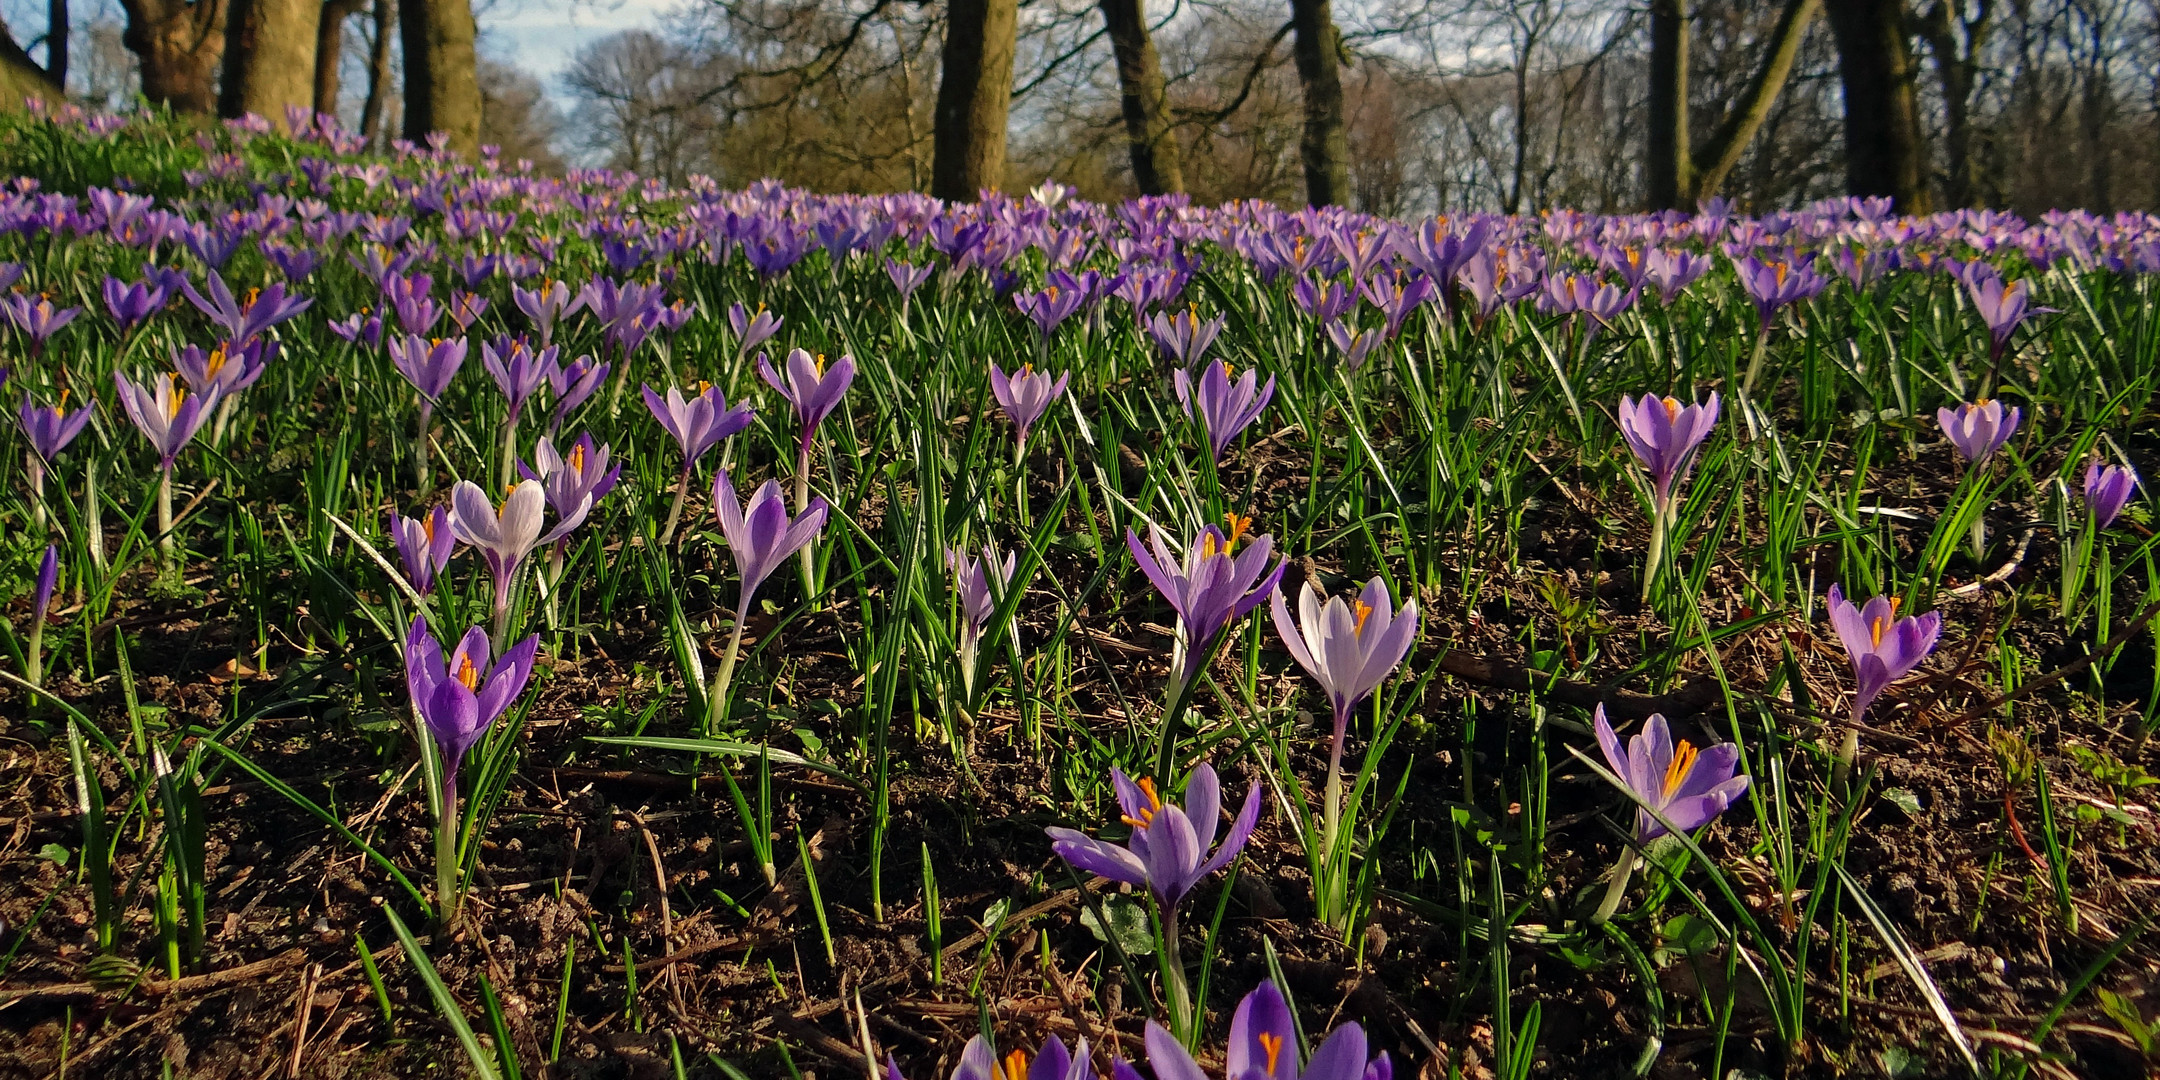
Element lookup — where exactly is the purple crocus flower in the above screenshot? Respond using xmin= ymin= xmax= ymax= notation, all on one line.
xmin=389 ymin=334 xmax=469 ymax=403
xmin=1825 ymin=584 xmax=1941 ymax=725
xmin=1735 ymin=255 xmax=1828 ymax=331
xmin=988 ymin=361 xmax=1069 ymax=447
xmin=181 ymin=271 xmax=310 ymax=346
xmin=1174 ymin=361 xmax=1276 ymax=462
xmin=1937 ymin=399 xmax=2020 ymax=463
xmin=1642 ymin=249 xmax=1713 ymax=304
xmin=884 ymin=1034 xmax=1089 ymax=1080
xmin=1271 ymin=577 xmax=1418 ymax=735
xmin=1617 ymin=392 xmax=1720 ymax=509
xmin=27 ymin=544 xmax=60 ymax=683
xmin=519 ymin=433 xmax=621 ymax=520
xmin=446 ymin=290 xmax=489 ymax=332
xmin=512 ymin=279 xmax=579 ymax=347
xmin=726 ymin=302 xmax=782 ymax=358
xmin=642 ymin=382 xmax=754 ymax=474
xmin=113 ymin=370 xmax=220 ymax=470
xmin=1146 ymin=305 xmax=1225 ymax=370
xmin=328 ymin=310 xmax=384 ymax=349
xmin=403 ymin=616 xmax=540 ymax=782
xmin=173 ymin=339 xmax=271 ymax=397
xmin=448 ymin=478 xmax=592 ymax=633
xmin=947 ymin=543 xmax=1016 ymax=698
xmin=1128 ymin=515 xmax=1286 ymax=694
xmin=481 ymin=336 xmax=554 ymax=426
xmin=1045 ymin=763 xmax=1261 ymax=911
xmin=885 ymin=259 xmax=934 ymax=318
xmin=546 ymin=354 xmax=608 ymax=435
xmin=383 ymin=273 xmax=441 ymax=337
xmin=713 ymin=471 xmax=830 ymax=609
xmin=1592 ymin=705 xmax=1751 ymax=843
xmin=391 ymin=504 xmax=456 ymax=595
xmin=102 ymin=275 xmax=170 ymax=332
xmin=2087 ymin=460 xmax=2138 ymax=530
xmin=19 ymin=391 xmax=92 ymax=464
xmin=1965 ymin=273 xmax=2050 ymax=362
xmin=1133 ymin=981 xmax=1390 ymax=1080
xmin=2 ymin=292 xmax=80 ymax=356
xmin=757 ymin=348 xmax=855 ymax=455
xmin=1325 ymin=321 xmax=1383 ymax=373
xmin=1014 ymin=284 xmax=1086 ymax=339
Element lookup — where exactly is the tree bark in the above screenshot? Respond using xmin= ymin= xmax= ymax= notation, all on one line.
xmin=315 ymin=0 xmax=363 ymax=116
xmin=359 ymin=0 xmax=393 ymax=147
xmin=1916 ymin=0 xmax=1990 ymax=208
xmin=931 ymin=0 xmax=1018 ymax=200
xmin=46 ymin=0 xmax=66 ymax=89
xmin=1690 ymin=0 xmax=1821 ymax=201
xmin=120 ymin=0 xmax=226 ymax=114
xmin=1645 ymin=0 xmax=1690 ymax=210
xmin=1822 ymin=0 xmax=1928 ymax=211
xmin=398 ymin=0 xmax=481 ymax=156
xmin=0 ymin=18 xmax=61 ymax=105
xmin=1097 ymin=0 xmax=1183 ymax=195
xmin=1289 ymin=0 xmax=1350 ymax=207
xmin=220 ymin=0 xmax=318 ymax=125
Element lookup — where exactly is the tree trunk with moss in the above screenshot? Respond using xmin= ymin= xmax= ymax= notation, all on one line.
xmin=121 ymin=0 xmax=226 ymax=114
xmin=398 ymin=0 xmax=480 ymax=156
xmin=1823 ymin=0 xmax=1928 ymax=211
xmin=1098 ymin=0 xmax=1183 ymax=195
xmin=1289 ymin=0 xmax=1350 ymax=207
xmin=931 ymin=0 xmax=1018 ymax=200
xmin=220 ymin=0 xmax=318 ymax=125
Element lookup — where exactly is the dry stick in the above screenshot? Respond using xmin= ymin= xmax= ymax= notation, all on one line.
xmin=287 ymin=962 xmax=321 ymax=1079
xmin=2 ymin=947 xmax=311 ymax=1003
xmin=1942 ymin=598 xmax=2160 ymax=730
xmin=631 ymin=811 xmax=682 ymax=1008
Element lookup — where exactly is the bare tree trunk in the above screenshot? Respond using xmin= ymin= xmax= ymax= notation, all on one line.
xmin=398 ymin=0 xmax=480 ymax=156
xmin=359 ymin=0 xmax=393 ymax=146
xmin=221 ymin=0 xmax=318 ymax=124
xmin=1691 ymin=0 xmax=1822 ymax=200
xmin=46 ymin=0 xmax=66 ymax=88
xmin=1917 ymin=0 xmax=1990 ymax=207
xmin=1646 ymin=0 xmax=1690 ymax=209
xmin=1289 ymin=0 xmax=1350 ymax=207
xmin=931 ymin=0 xmax=1018 ymax=200
xmin=315 ymin=0 xmax=363 ymax=115
xmin=1823 ymin=0 xmax=1928 ymax=211
xmin=120 ymin=0 xmax=226 ymax=114
xmin=1098 ymin=0 xmax=1183 ymax=195
xmin=0 ymin=19 xmax=61 ymax=104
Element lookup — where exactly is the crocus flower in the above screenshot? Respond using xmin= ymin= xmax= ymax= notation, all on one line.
xmin=481 ymin=336 xmax=555 ymax=427
xmin=1965 ymin=273 xmax=2049 ymax=362
xmin=519 ymin=433 xmax=621 ymax=521
xmin=1325 ymin=321 xmax=1383 ymax=373
xmin=947 ymin=543 xmax=1016 ymax=698
xmin=448 ymin=478 xmax=592 ymax=634
xmin=1127 ymin=515 xmax=1286 ymax=695
xmin=1271 ymin=577 xmax=1419 ymax=735
xmin=113 ymin=370 xmax=220 ymax=470
xmin=643 ymin=383 xmax=754 ymax=475
xmin=512 ymin=279 xmax=579 ymax=347
xmin=102 ymin=274 xmax=170 ymax=332
xmin=173 ymin=339 xmax=271 ymax=397
xmin=1174 ymin=361 xmax=1276 ymax=462
xmin=1825 ymin=584 xmax=1941 ymax=726
xmin=2087 ymin=460 xmax=2138 ymax=530
xmin=885 ymin=259 xmax=934 ymax=318
xmin=1134 ymin=981 xmax=1390 ymax=1080
xmin=1735 ymin=255 xmax=1828 ymax=331
xmin=389 ymin=334 xmax=469 ymax=404
xmin=1592 ymin=705 xmax=1750 ymax=843
xmin=33 ymin=544 xmax=57 ymax=627
xmin=181 ymin=271 xmax=310 ymax=346
xmin=546 ymin=354 xmax=609 ymax=434
xmin=885 ymin=1034 xmax=1089 ymax=1080
xmin=726 ymin=302 xmax=782 ymax=358
xmin=988 ymin=361 xmax=1069 ymax=447
xmin=1618 ymin=392 xmax=1721 ymax=509
xmin=1047 ymin=763 xmax=1260 ymax=911
xmin=2 ymin=292 xmax=79 ymax=355
xmin=758 ymin=348 xmax=856 ymax=455
xmin=391 ymin=504 xmax=456 ymax=595
xmin=712 ymin=471 xmax=830 ymax=610
xmin=1014 ymin=284 xmax=1085 ymax=340
xmin=384 ymin=273 xmax=441 ymax=336
xmin=19 ymin=391 xmax=92 ymax=464
xmin=1146 ymin=305 xmax=1225 ymax=370
xmin=1937 ymin=399 xmax=2020 ymax=463
xmin=403 ymin=616 xmax=539 ymax=783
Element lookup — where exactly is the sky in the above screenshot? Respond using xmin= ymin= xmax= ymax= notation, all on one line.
xmin=480 ymin=0 xmax=676 ymax=86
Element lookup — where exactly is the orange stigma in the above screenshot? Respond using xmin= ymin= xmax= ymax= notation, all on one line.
xmin=1868 ymin=598 xmax=1901 ymax=648
xmin=455 ymin=655 xmax=480 ymax=691
xmin=1353 ymin=599 xmax=1374 ymax=637
xmin=995 ymin=1050 xmax=1027 ymax=1080
xmin=1662 ymin=396 xmax=1681 ymax=421
xmin=1259 ymin=1033 xmax=1285 ymax=1074
xmin=1120 ymin=778 xmax=1163 ymax=829
xmin=162 ymin=375 xmax=186 ymax=419
xmin=1661 ymin=741 xmax=1699 ymax=799
xmin=569 ymin=443 xmax=586 ymax=472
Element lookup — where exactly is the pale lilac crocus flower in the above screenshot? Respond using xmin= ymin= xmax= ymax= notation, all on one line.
xmin=1046 ymin=762 xmax=1260 ymax=1035
xmin=1270 ymin=576 xmax=1417 ymax=923
xmin=1587 ymin=704 xmax=1750 ymax=923
xmin=1617 ymin=391 xmax=1719 ymax=598
xmin=947 ymin=543 xmax=1016 ymax=700
xmin=1937 ymin=399 xmax=2020 ymax=464
xmin=726 ymin=302 xmax=781 ymax=363
xmin=114 ymin=370 xmax=221 ymax=572
xmin=2087 ymin=460 xmax=2138 ymax=530
xmin=518 ymin=433 xmax=621 ymax=605
xmin=1133 ymin=980 xmax=1391 ymax=1080
xmin=1174 ymin=361 xmax=1275 ymax=462
xmin=643 ymin=381 xmax=754 ymax=544
xmin=18 ymin=390 xmax=91 ymax=530
xmin=512 ymin=279 xmax=579 ymax=348
xmin=705 ymin=471 xmax=830 ymax=739
xmin=391 ymin=504 xmax=456 ymax=596
xmin=758 ymin=348 xmax=855 ymax=461
xmin=447 ymin=478 xmax=592 ymax=648
xmin=988 ymin=361 xmax=1069 ymax=450
xmin=1825 ymin=584 xmax=1941 ymax=790
xmin=1145 ymin=304 xmax=1225 ymax=370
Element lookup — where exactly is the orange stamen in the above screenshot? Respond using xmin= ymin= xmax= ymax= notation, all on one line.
xmin=1222 ymin=512 xmax=1252 ymax=550
xmin=455 ymin=655 xmax=481 ymax=691
xmin=1120 ymin=778 xmax=1163 ymax=829
xmin=1661 ymin=741 xmax=1699 ymax=799
xmin=1353 ymin=599 xmax=1373 ymax=637
xmin=996 ymin=1050 xmax=1027 ymax=1080
xmin=1662 ymin=396 xmax=1681 ymax=421
xmin=569 ymin=444 xmax=586 ymax=473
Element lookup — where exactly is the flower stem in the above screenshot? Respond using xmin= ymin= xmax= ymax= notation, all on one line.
xmin=659 ymin=471 xmax=690 ymax=546
xmin=1588 ymin=846 xmax=1639 ymax=925
xmin=1321 ymin=712 xmax=1348 ymax=927
xmin=28 ymin=455 xmax=46 ymax=533
xmin=156 ymin=466 xmax=176 ymax=580
xmin=706 ymin=601 xmax=749 ymax=736
xmin=1642 ymin=500 xmax=1669 ymax=605
xmin=436 ymin=778 xmax=461 ymax=929
xmin=793 ymin=444 xmax=818 ymax=599
xmin=1160 ymin=905 xmax=1193 ymax=1043
xmin=414 ymin=401 xmax=434 ymax=493
xmin=499 ymin=415 xmax=519 ymax=492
